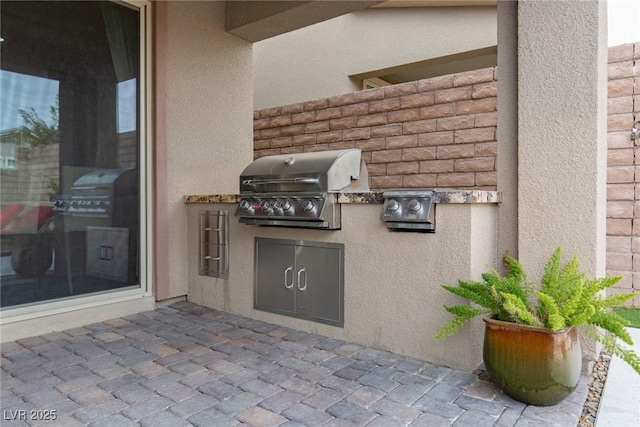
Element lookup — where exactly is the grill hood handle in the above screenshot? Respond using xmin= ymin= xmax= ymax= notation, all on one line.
xmin=242 ymin=177 xmax=319 ymax=186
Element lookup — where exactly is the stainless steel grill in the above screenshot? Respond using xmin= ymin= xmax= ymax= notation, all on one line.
xmin=235 ymin=149 xmax=369 ymax=229
xmin=380 ymin=189 xmax=436 ymax=232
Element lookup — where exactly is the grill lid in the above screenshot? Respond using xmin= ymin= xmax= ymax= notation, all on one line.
xmin=239 ymin=149 xmax=368 ymax=193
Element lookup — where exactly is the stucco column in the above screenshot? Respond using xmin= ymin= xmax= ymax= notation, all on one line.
xmin=516 ymin=0 xmax=608 ymax=279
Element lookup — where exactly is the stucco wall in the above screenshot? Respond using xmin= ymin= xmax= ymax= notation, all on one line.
xmin=161 ymin=1 xmax=254 ymax=299
xmin=187 ymin=202 xmax=497 ymax=371
xmin=253 ymin=7 xmax=497 ymax=110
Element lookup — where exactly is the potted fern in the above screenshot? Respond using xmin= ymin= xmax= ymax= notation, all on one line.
xmin=434 ymin=247 xmax=640 ymax=406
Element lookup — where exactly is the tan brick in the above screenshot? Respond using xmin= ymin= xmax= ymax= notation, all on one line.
xmin=419 ymin=103 xmax=455 ymax=119
xmin=255 ymin=148 xmax=281 ymax=158
xmin=455 ymin=98 xmax=496 ymax=115
xmin=371 ymin=149 xmax=403 ymax=163
xmin=271 ymin=136 xmax=292 ymax=148
xmin=357 ymin=113 xmax=387 ymax=127
xmin=254 ymin=118 xmax=271 ymax=130
xmin=634 ymin=219 xmax=640 ymax=236
xmin=280 ymin=146 xmax=304 ymax=155
xmin=437 ymin=115 xmax=475 ymax=131
xmin=419 ymin=160 xmax=455 ymax=173
xmin=608 ymin=78 xmax=634 ymax=97
xmin=454 ymin=127 xmax=495 ymax=144
xmin=402 ymin=147 xmax=436 ymax=161
xmin=475 ymin=112 xmax=497 ymax=127
xmin=418 ymin=75 xmax=453 ymax=92
xmin=608 ymin=113 xmax=634 ymax=132
xmin=304 ymin=98 xmax=328 ymax=111
xmin=608 ymin=131 xmax=634 ymax=149
xmin=316 ymin=107 xmax=341 ymax=121
xmin=254 ymin=139 xmax=271 ymax=150
xmin=403 ymin=174 xmax=437 ymax=188
xmin=472 ymin=82 xmax=497 ymax=99
xmin=633 ymin=237 xmax=640 ymax=253
xmin=435 ymin=87 xmax=472 ymax=104
xmin=281 ymin=124 xmax=305 ymax=137
xmin=260 ymin=106 xmax=281 ymax=118
xmin=366 ymin=163 xmax=387 ymax=176
xmin=342 ymin=128 xmax=371 ymax=141
xmin=371 ymin=175 xmax=403 ymax=189
xmin=606 ymin=252 xmax=633 ymax=270
xmin=270 ymin=115 xmax=292 ymax=127
xmin=316 ymin=131 xmax=342 ymax=144
xmin=305 ymin=121 xmax=330 ymax=133
xmin=328 ymin=93 xmax=356 ymax=107
xmin=369 ymin=98 xmax=401 ymax=113
xmin=328 ymin=141 xmax=356 ymax=151
xmin=292 ymin=134 xmax=316 ymax=146
xmin=474 ymin=142 xmax=498 ymax=157
xmin=401 ymin=93 xmax=435 ymax=109
xmin=476 ymin=171 xmax=497 ymax=187
xmin=607 ymin=183 xmax=635 ymax=200
xmin=261 ymin=128 xmax=282 ymax=139
xmin=607 ymin=166 xmax=635 ymax=183
xmin=329 ymin=117 xmax=357 ymax=131
xmin=372 ymin=124 xmax=403 ymax=138
xmin=253 ymin=110 xmax=260 ymax=120
xmin=282 ymin=103 xmax=304 ymax=114
xmin=291 ymin=111 xmax=315 ymax=125
xmin=386 ymin=135 xmax=418 ymax=149
xmin=362 ymin=151 xmax=372 ymax=164
xmin=453 ymin=68 xmax=494 ymax=86
xmin=402 ymin=119 xmax=436 ymax=134
xmin=304 ymin=144 xmax=329 ymax=152
xmin=608 ymin=96 xmax=633 ymax=114
xmin=418 ymin=131 xmax=454 ymax=147
xmin=608 ymin=148 xmax=635 ymax=166
xmin=608 ymin=218 xmax=632 ymax=235
xmin=607 ymin=201 xmax=634 ymax=218
xmin=388 ymin=108 xmax=420 ymax=123
xmin=437 ymin=173 xmax=475 ymax=187
xmin=341 ymin=103 xmax=369 ymax=118
xmin=355 ymin=88 xmax=385 ymax=102
xmin=607 ymin=236 xmax=632 ymax=253
xmin=608 ymin=60 xmax=635 ymax=79
xmin=636 ymin=186 xmax=640 ymax=201
xmin=387 ymin=162 xmax=419 ymax=175
xmin=384 ymin=82 xmax=417 ymax=97
xmin=608 ymin=43 xmax=634 ymax=63
xmin=437 ymin=144 xmax=475 ymax=160
xmin=356 ymin=138 xmax=386 ymax=152
xmin=455 ymin=157 xmax=495 ymax=172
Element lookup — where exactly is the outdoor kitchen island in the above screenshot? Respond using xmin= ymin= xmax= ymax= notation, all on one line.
xmin=184 ymin=189 xmax=499 ymax=372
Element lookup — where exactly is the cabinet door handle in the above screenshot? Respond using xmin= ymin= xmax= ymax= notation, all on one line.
xmin=284 ymin=266 xmax=294 ymax=289
xmin=297 ymin=268 xmax=307 ymax=291
xmin=205 ymin=256 xmax=221 ymax=261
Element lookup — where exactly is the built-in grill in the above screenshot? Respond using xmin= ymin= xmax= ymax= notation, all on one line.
xmin=53 ymin=168 xmax=137 ymax=222
xmin=235 ymin=149 xmax=369 ymax=229
xmin=380 ymin=189 xmax=436 ymax=232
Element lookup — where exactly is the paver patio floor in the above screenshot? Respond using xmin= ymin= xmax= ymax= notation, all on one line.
xmin=1 ymin=301 xmax=589 ymax=426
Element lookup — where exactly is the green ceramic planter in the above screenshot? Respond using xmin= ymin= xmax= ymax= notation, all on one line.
xmin=483 ymin=316 xmax=582 ymax=406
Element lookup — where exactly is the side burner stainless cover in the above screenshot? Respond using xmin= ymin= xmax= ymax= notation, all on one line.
xmin=381 ymin=189 xmax=435 ymax=232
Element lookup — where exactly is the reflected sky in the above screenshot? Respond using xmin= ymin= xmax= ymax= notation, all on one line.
xmin=0 ymin=70 xmax=136 ymax=133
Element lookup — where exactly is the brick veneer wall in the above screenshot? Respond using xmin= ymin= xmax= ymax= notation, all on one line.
xmin=606 ymin=43 xmax=639 ymax=304
xmin=254 ymin=44 xmax=639 ymax=305
xmin=253 ymin=68 xmax=497 ymax=191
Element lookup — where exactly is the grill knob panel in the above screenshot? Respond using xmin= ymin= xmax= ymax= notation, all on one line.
xmin=407 ymin=199 xmax=422 ymax=214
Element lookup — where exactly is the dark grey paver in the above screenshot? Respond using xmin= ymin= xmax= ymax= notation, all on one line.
xmin=121 ymin=396 xmax=173 ymax=421
xmin=188 ymin=406 xmax=240 ymax=427
xmin=302 ymin=388 xmax=345 ymax=411
xmin=455 ymin=394 xmax=504 ymax=416
xmin=371 ymin=398 xmax=422 ymax=424
xmin=168 ymin=393 xmax=218 ymax=418
xmin=386 ymin=384 xmax=426 ymax=406
xmin=87 ymin=413 xmax=138 ymax=427
xmin=236 ymin=406 xmax=288 ymax=427
xmin=284 ymin=403 xmax=336 ymax=426
xmin=139 ymin=410 xmax=192 ymax=427
xmin=453 ymin=409 xmax=498 ymax=427
xmin=214 ymin=391 xmax=263 ymax=416
xmin=357 ymin=373 xmax=400 ymax=393
xmin=345 ymin=386 xmax=385 ymax=408
xmin=198 ymin=381 xmax=242 ymax=401
xmin=327 ymin=400 xmax=378 ymax=425
xmin=72 ymin=399 xmax=129 ymax=424
xmin=259 ymin=390 xmax=305 ymax=414
xmin=410 ymin=411 xmax=453 ymax=427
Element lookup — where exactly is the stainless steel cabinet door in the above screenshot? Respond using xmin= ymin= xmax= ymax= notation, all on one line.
xmin=294 ymin=244 xmax=343 ymax=325
xmin=254 ymin=240 xmax=296 ymax=314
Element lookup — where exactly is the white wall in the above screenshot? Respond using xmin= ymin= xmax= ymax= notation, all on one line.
xmin=253 ymin=7 xmax=497 ymax=109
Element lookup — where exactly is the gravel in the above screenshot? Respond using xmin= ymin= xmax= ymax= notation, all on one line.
xmin=579 ymin=350 xmax=611 ymax=427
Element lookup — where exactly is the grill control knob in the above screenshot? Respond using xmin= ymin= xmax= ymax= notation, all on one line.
xmin=259 ymin=200 xmax=271 ymax=212
xmin=407 ymin=199 xmax=422 ymax=214
xmin=301 ymin=200 xmax=315 ymax=212
xmin=281 ymin=200 xmax=292 ymax=211
xmin=239 ymin=200 xmax=252 ymax=211
xmin=384 ymin=199 xmax=400 ymax=212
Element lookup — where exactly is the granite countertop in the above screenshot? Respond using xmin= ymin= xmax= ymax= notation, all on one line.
xmin=184 ymin=190 xmax=500 ymax=205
